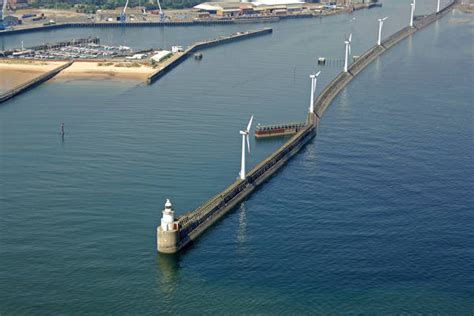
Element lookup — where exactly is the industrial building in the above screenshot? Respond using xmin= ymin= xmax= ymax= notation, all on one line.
xmin=194 ymin=0 xmax=377 ymax=17
xmin=194 ymin=1 xmax=308 ymax=17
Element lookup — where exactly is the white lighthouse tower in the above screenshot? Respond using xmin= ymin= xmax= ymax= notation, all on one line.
xmin=161 ymin=199 xmax=175 ymax=231
xmin=157 ymin=199 xmax=179 ymax=253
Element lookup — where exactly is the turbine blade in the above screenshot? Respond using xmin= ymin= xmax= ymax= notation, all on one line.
xmin=246 ymin=115 xmax=254 ymax=132
xmin=246 ymin=135 xmax=250 ymax=153
xmin=349 ymin=33 xmax=352 ymax=42
xmin=316 ymin=70 xmax=321 ymax=77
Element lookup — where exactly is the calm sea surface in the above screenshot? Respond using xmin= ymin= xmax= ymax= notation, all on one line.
xmin=1 ymin=1 xmax=473 ymax=314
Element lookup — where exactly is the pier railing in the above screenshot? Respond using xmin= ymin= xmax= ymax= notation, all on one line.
xmin=176 ymin=115 xmax=317 ymax=241
xmin=154 ymin=0 xmax=458 ymax=253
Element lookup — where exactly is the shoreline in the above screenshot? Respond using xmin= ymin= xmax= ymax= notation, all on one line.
xmin=0 ymin=59 xmax=156 ymax=81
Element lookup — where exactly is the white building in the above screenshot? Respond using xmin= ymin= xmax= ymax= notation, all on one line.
xmin=150 ymin=50 xmax=172 ymax=63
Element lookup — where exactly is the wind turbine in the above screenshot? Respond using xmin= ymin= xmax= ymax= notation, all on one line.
xmin=378 ymin=17 xmax=388 ymax=46
xmin=239 ymin=115 xmax=253 ymax=180
xmin=436 ymin=0 xmax=440 ymax=13
xmin=410 ymin=0 xmax=416 ymax=28
xmin=309 ymin=71 xmax=321 ymax=114
xmin=344 ymin=33 xmax=352 ymax=73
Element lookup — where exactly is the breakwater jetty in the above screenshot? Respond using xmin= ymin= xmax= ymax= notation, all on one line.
xmin=157 ymin=1 xmax=458 ymax=254
xmin=147 ymin=28 xmax=272 ymax=84
xmin=0 ymin=61 xmax=73 ymax=104
xmin=313 ymin=0 xmax=457 ymax=117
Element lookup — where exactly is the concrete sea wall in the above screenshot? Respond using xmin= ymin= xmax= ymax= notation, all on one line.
xmin=147 ymin=28 xmax=272 ymax=84
xmin=0 ymin=61 xmax=74 ymax=104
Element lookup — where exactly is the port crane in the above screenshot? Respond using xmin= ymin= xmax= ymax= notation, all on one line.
xmin=118 ymin=0 xmax=129 ymax=23
xmin=156 ymin=0 xmax=165 ymax=22
xmin=0 ymin=0 xmax=8 ymax=30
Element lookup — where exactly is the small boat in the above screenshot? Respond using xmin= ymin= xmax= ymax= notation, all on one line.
xmin=194 ymin=53 xmax=203 ymax=60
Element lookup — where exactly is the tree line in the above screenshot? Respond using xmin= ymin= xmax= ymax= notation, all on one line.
xmin=29 ymin=0 xmax=203 ymax=12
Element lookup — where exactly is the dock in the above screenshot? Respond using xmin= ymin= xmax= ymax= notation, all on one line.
xmin=157 ymin=0 xmax=458 ymax=254
xmin=254 ymin=122 xmax=306 ymax=139
xmin=147 ymin=28 xmax=273 ymax=84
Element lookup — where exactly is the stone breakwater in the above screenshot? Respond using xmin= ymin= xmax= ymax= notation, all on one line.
xmin=0 ymin=61 xmax=74 ymax=104
xmin=314 ymin=0 xmax=457 ymax=117
xmin=147 ymin=28 xmax=273 ymax=84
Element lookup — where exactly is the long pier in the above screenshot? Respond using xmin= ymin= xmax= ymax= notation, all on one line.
xmin=157 ymin=1 xmax=458 ymax=254
xmin=0 ymin=61 xmax=73 ymax=104
xmin=147 ymin=28 xmax=272 ymax=84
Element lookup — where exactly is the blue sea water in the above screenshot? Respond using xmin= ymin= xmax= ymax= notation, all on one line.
xmin=1 ymin=1 xmax=473 ymax=314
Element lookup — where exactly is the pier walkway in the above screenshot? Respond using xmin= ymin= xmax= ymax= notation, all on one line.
xmin=157 ymin=0 xmax=458 ymax=254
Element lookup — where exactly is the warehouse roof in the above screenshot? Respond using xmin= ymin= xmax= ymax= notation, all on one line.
xmin=195 ymin=0 xmax=304 ymax=11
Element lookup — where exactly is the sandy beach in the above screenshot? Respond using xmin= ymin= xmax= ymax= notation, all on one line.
xmin=56 ymin=61 xmax=156 ymax=79
xmin=0 ymin=60 xmax=67 ymax=92
xmin=0 ymin=59 xmax=158 ymax=86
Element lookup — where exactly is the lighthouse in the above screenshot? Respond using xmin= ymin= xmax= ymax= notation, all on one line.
xmin=161 ymin=199 xmax=175 ymax=231
xmin=157 ymin=199 xmax=179 ymax=253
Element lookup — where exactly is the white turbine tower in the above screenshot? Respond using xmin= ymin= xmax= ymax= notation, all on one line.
xmin=377 ymin=17 xmax=388 ymax=46
xmin=239 ymin=115 xmax=253 ymax=180
xmin=344 ymin=33 xmax=352 ymax=73
xmin=309 ymin=71 xmax=321 ymax=113
xmin=437 ymin=0 xmax=440 ymax=13
xmin=410 ymin=0 xmax=416 ymax=27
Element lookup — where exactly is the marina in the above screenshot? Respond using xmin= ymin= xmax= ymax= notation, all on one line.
xmin=6 ymin=42 xmax=134 ymax=60
xmin=0 ymin=28 xmax=272 ymax=101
